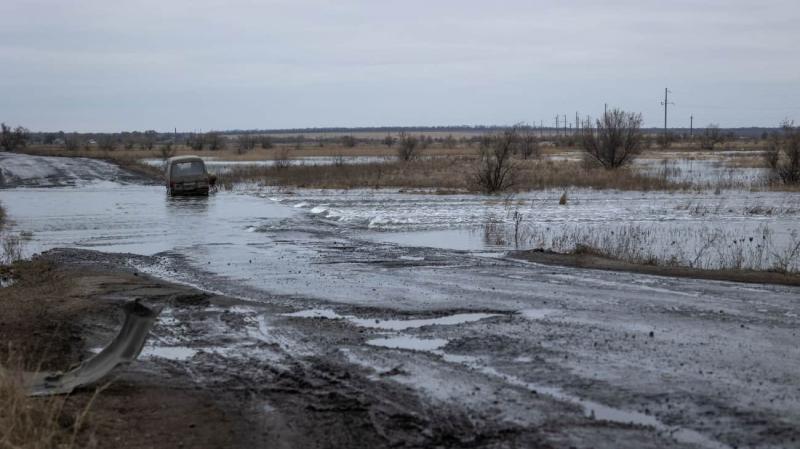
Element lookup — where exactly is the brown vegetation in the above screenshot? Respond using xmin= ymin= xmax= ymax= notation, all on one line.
xmin=475 ymin=129 xmax=519 ymax=193
xmin=0 ymin=260 xmax=110 ymax=448
xmin=219 ymin=157 xmax=683 ymax=191
xmin=396 ymin=132 xmax=421 ymax=161
xmin=765 ymin=121 xmax=800 ymax=185
xmin=581 ymin=109 xmax=644 ymax=169
xmin=0 ymin=258 xmax=253 ymax=449
xmin=0 ymin=123 xmax=29 ymax=152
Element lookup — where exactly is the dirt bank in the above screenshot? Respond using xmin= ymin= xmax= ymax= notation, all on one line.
xmin=0 ymin=258 xmax=257 ymax=448
xmin=509 ymin=249 xmax=800 ymax=286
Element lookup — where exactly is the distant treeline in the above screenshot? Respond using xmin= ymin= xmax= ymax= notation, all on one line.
xmin=15 ymin=125 xmax=785 ymax=148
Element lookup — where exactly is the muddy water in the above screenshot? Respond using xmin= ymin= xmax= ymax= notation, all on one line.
xmin=0 ymin=184 xmax=296 ymax=256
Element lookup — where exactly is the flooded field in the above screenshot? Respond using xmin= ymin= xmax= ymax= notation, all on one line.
xmin=141 ymin=155 xmax=392 ymax=174
xmin=1 ymin=151 xmax=799 ymax=448
xmin=257 ymin=187 xmax=800 ymax=270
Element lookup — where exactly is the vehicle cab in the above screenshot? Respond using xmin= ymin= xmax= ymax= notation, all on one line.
xmin=165 ymin=156 xmax=212 ymax=196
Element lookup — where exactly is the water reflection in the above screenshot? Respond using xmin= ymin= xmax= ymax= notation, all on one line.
xmin=165 ymin=194 xmax=211 ymax=214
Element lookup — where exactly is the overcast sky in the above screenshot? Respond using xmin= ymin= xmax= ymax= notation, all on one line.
xmin=1 ymin=0 xmax=799 ymax=132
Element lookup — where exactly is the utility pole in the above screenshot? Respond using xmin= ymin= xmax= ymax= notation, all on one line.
xmin=555 ymin=115 xmax=560 ymax=137
xmin=563 ymin=114 xmax=567 ymax=137
xmin=576 ymin=111 xmax=580 ymax=134
xmin=604 ymin=103 xmax=608 ymax=117
xmin=660 ymin=88 xmax=674 ymax=138
xmin=690 ymin=115 xmax=694 ymax=137
xmin=540 ymin=120 xmax=543 ymax=137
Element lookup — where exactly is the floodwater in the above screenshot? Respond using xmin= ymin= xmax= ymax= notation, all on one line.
xmin=0 ymin=183 xmax=296 ymax=256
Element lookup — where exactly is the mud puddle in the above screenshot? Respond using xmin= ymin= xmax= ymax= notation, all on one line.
xmin=283 ymin=308 xmax=499 ymax=330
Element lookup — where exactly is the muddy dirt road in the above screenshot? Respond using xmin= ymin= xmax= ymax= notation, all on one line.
xmin=1 ymin=152 xmax=799 ymax=448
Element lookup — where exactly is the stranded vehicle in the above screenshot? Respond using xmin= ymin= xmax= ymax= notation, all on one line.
xmin=164 ymin=156 xmax=216 ymax=196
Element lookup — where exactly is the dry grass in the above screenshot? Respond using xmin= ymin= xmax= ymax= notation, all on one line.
xmin=0 ymin=261 xmax=105 ymax=449
xmin=0 ymin=359 xmax=102 ymax=449
xmin=220 ymin=157 xmax=684 ymax=192
xmin=22 ymin=143 xmax=479 ymax=160
xmin=501 ymin=221 xmax=800 ymax=273
xmin=0 ymin=367 xmax=73 ymax=449
xmin=0 ymin=260 xmax=95 ymax=371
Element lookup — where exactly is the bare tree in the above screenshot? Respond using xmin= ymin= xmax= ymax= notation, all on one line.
xmin=273 ymin=147 xmax=292 ymax=170
xmin=142 ymin=130 xmax=158 ymax=150
xmin=260 ymin=136 xmax=274 ymax=149
xmin=97 ymin=134 xmax=117 ymax=152
xmin=700 ymin=124 xmax=725 ymax=150
xmin=581 ymin=109 xmax=644 ymax=169
xmin=515 ymin=126 xmax=540 ymax=159
xmin=442 ymin=134 xmax=457 ymax=149
xmin=765 ymin=121 xmax=800 ymax=184
xmin=0 ymin=123 xmax=29 ymax=152
xmin=160 ymin=141 xmax=176 ymax=160
xmin=236 ymin=135 xmax=257 ymax=154
xmin=64 ymin=133 xmax=83 ymax=151
xmin=382 ymin=134 xmax=395 ymax=148
xmin=396 ymin=132 xmax=420 ymax=161
xmin=187 ymin=133 xmax=204 ymax=151
xmin=656 ymin=131 xmax=675 ymax=149
xmin=293 ymin=134 xmax=305 ymax=150
xmin=475 ymin=129 xmax=518 ymax=193
xmin=340 ymin=135 xmax=357 ymax=148
xmin=206 ymin=132 xmax=225 ymax=151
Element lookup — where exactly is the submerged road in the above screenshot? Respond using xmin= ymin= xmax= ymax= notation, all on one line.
xmin=1 ymin=152 xmax=798 ymax=449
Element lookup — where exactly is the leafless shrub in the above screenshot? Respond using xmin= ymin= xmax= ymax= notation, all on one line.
xmin=700 ymin=124 xmax=725 ymax=150
xmin=273 ymin=148 xmax=292 ymax=170
xmin=772 ymin=230 xmax=800 ymax=273
xmin=397 ymin=132 xmax=421 ymax=161
xmin=186 ymin=133 xmax=204 ymax=151
xmin=581 ymin=109 xmax=643 ymax=169
xmin=160 ymin=142 xmax=176 ymax=160
xmin=333 ymin=154 xmax=346 ymax=167
xmin=765 ymin=121 xmax=800 ymax=185
xmin=383 ymin=134 xmax=395 ymax=148
xmin=97 ymin=134 xmax=117 ymax=152
xmin=516 ymin=127 xmax=540 ymax=159
xmin=0 ymin=123 xmax=29 ymax=152
xmin=293 ymin=135 xmax=305 ymax=150
xmin=260 ymin=136 xmax=274 ymax=149
xmin=506 ymin=221 xmax=796 ymax=273
xmin=1 ymin=233 xmax=24 ymax=264
xmin=236 ymin=135 xmax=257 ymax=154
xmin=142 ymin=130 xmax=158 ymax=151
xmin=656 ymin=132 xmax=675 ymax=149
xmin=206 ymin=132 xmax=225 ymax=151
xmin=63 ymin=133 xmax=83 ymax=152
xmin=475 ymin=129 xmax=518 ymax=193
xmin=341 ymin=135 xmax=357 ymax=148
xmin=442 ymin=134 xmax=457 ymax=149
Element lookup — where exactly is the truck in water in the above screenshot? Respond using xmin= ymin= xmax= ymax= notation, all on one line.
xmin=164 ymin=156 xmax=215 ymax=196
